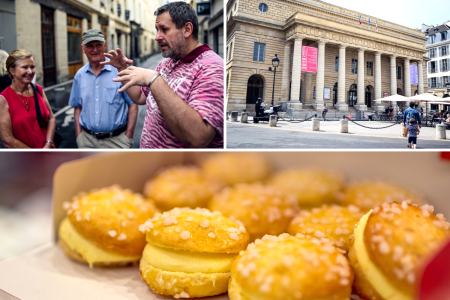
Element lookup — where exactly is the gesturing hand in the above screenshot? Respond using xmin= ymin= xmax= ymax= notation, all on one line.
xmin=113 ymin=66 xmax=159 ymax=92
xmin=101 ymin=48 xmax=133 ymax=72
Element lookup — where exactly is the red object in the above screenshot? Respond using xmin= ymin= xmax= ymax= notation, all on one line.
xmin=440 ymin=152 xmax=450 ymax=160
xmin=418 ymin=237 xmax=450 ymax=300
xmin=347 ymin=114 xmax=352 ymax=120
xmin=301 ymin=46 xmax=318 ymax=73
xmin=0 ymin=85 xmax=50 ymax=148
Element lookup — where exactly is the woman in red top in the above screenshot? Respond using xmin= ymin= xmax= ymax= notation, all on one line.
xmin=0 ymin=49 xmax=55 ymax=148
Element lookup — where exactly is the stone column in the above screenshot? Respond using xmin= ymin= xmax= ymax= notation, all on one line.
xmin=54 ymin=9 xmax=69 ymax=83
xmin=375 ymin=52 xmax=382 ymax=100
xmin=390 ymin=56 xmax=397 ymax=96
xmin=290 ymin=38 xmax=303 ymax=109
xmin=418 ymin=60 xmax=424 ymax=95
xmin=305 ymin=72 xmax=313 ymax=102
xmin=404 ymin=58 xmax=411 ymax=97
xmin=373 ymin=52 xmax=384 ymax=111
xmin=314 ymin=40 xmax=327 ymax=109
xmin=281 ymin=42 xmax=292 ymax=102
xmin=355 ymin=48 xmax=367 ymax=110
xmin=336 ymin=45 xmax=348 ymax=112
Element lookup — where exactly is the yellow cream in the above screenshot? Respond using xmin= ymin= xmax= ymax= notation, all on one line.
xmin=142 ymin=243 xmax=238 ymax=273
xmin=59 ymin=217 xmax=141 ymax=267
xmin=354 ymin=211 xmax=409 ymax=300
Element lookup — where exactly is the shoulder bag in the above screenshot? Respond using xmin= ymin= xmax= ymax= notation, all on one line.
xmin=31 ymin=83 xmax=64 ymax=148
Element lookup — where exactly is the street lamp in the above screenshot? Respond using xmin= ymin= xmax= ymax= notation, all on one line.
xmin=269 ymin=54 xmax=280 ymax=107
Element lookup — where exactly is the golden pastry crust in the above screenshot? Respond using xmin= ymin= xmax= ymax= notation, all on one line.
xmin=139 ymin=256 xmax=229 ymax=298
xmin=143 ymin=166 xmax=225 ymax=211
xmin=209 ymin=183 xmax=299 ymax=241
xmin=142 ymin=208 xmax=250 ymax=254
xmin=64 ymin=185 xmax=158 ymax=256
xmin=268 ymin=169 xmax=345 ymax=208
xmin=361 ymin=202 xmax=449 ymax=296
xmin=230 ymin=234 xmax=353 ymax=300
xmin=288 ymin=205 xmax=363 ymax=252
xmin=201 ymin=153 xmax=271 ymax=185
xmin=58 ymin=238 xmax=138 ymax=268
xmin=342 ymin=181 xmax=423 ymax=212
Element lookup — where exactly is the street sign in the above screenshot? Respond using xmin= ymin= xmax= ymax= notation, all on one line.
xmin=197 ymin=2 xmax=211 ymax=17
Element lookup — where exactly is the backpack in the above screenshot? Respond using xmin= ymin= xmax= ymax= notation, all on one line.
xmin=406 ymin=109 xmax=416 ymax=122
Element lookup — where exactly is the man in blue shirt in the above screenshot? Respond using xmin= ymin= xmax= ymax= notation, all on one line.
xmin=69 ymin=29 xmax=137 ymax=148
xmin=403 ymin=101 xmax=422 ymax=129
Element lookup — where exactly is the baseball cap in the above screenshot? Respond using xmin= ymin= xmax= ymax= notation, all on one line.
xmin=82 ymin=29 xmax=105 ymax=45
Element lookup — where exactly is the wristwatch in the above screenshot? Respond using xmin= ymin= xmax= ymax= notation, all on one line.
xmin=46 ymin=140 xmax=54 ymax=147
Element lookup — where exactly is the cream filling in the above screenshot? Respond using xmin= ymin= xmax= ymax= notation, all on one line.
xmin=229 ymin=277 xmax=350 ymax=300
xmin=59 ymin=217 xmax=141 ymax=267
xmin=354 ymin=211 xmax=409 ymax=300
xmin=142 ymin=243 xmax=238 ymax=273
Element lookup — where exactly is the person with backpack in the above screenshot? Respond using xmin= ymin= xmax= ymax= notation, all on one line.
xmin=403 ymin=101 xmax=422 ymax=130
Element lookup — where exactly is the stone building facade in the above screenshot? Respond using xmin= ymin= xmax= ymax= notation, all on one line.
xmin=0 ymin=0 xmax=162 ymax=87
xmin=226 ymin=0 xmax=429 ymax=112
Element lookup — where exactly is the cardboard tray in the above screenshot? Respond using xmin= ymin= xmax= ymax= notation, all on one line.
xmin=1 ymin=152 xmax=450 ymax=300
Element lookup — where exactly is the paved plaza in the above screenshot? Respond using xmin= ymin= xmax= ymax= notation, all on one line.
xmin=226 ymin=117 xmax=450 ymax=149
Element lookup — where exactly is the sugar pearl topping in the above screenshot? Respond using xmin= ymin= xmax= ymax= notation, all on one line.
xmin=235 ymin=233 xmax=351 ymax=294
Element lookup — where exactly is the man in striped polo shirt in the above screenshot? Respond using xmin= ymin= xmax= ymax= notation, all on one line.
xmin=102 ymin=1 xmax=223 ymax=148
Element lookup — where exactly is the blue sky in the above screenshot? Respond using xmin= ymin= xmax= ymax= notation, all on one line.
xmin=323 ymin=0 xmax=450 ymax=29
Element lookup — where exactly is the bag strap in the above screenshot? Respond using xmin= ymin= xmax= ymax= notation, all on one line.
xmin=31 ymin=83 xmax=47 ymax=128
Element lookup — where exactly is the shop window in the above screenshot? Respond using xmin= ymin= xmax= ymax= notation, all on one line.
xmin=67 ymin=16 xmax=83 ymax=78
xmin=253 ymin=43 xmax=265 ymax=62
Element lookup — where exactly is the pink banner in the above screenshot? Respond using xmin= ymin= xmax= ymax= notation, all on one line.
xmin=301 ymin=46 xmax=318 ymax=73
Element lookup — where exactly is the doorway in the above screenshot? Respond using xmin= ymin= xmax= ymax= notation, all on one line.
xmin=333 ymin=83 xmax=337 ymax=105
xmin=41 ymin=7 xmax=56 ymax=86
xmin=365 ymin=85 xmax=373 ymax=108
xmin=348 ymin=84 xmax=357 ymax=107
xmin=246 ymin=74 xmax=265 ymax=108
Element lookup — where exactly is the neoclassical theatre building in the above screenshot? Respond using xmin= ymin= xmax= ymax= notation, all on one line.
xmin=226 ymin=0 xmax=429 ymax=112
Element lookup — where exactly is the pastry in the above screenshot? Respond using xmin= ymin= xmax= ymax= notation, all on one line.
xmin=288 ymin=204 xmax=363 ymax=252
xmin=349 ymin=201 xmax=450 ymax=300
xmin=229 ymin=233 xmax=354 ymax=300
xmin=58 ymin=185 xmax=158 ymax=267
xmin=139 ymin=207 xmax=250 ymax=298
xmin=143 ymin=166 xmax=225 ymax=211
xmin=268 ymin=169 xmax=345 ymax=208
xmin=201 ymin=153 xmax=271 ymax=185
xmin=342 ymin=181 xmax=423 ymax=212
xmin=209 ymin=183 xmax=299 ymax=241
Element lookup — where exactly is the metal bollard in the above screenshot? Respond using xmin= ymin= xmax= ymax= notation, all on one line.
xmin=240 ymin=112 xmax=248 ymax=123
xmin=231 ymin=111 xmax=238 ymax=122
xmin=436 ymin=124 xmax=446 ymax=139
xmin=269 ymin=115 xmax=277 ymax=127
xmin=340 ymin=119 xmax=348 ymax=133
xmin=312 ymin=118 xmax=320 ymax=131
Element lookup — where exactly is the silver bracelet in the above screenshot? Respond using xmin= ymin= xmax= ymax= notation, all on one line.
xmin=147 ymin=72 xmax=161 ymax=89
xmin=46 ymin=140 xmax=54 ymax=147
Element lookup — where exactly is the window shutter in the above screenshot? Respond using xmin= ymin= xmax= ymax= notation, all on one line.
xmin=447 ymin=45 xmax=449 ymax=56
xmin=253 ymin=43 xmax=258 ymax=61
xmin=259 ymin=44 xmax=265 ymax=62
xmin=440 ymin=60 xmax=443 ymax=72
xmin=428 ymin=62 xmax=431 ymax=73
xmin=428 ymin=78 xmax=430 ymax=87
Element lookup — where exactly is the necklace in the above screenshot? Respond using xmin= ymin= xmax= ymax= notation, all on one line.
xmin=12 ymin=86 xmax=30 ymax=111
